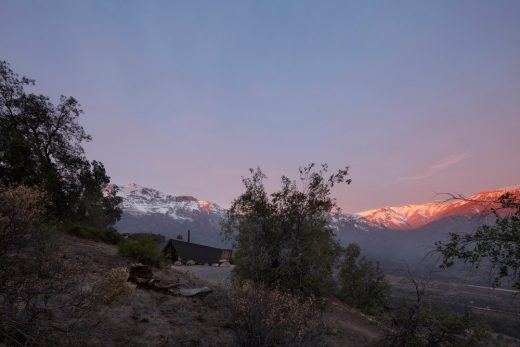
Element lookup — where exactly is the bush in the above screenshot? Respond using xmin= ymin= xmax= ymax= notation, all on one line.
xmin=91 ymin=267 xmax=135 ymax=306
xmin=337 ymin=243 xmax=391 ymax=316
xmin=0 ymin=184 xmax=94 ymax=345
xmin=118 ymin=236 xmax=163 ymax=266
xmin=231 ymin=282 xmax=326 ymax=347
xmin=64 ymin=222 xmax=123 ymax=244
xmin=389 ymin=304 xmax=490 ymax=347
xmin=0 ymin=184 xmax=45 ymax=250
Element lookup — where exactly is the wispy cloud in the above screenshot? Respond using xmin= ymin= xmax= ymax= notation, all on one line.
xmin=400 ymin=154 xmax=466 ymax=181
xmin=430 ymin=154 xmax=466 ymax=170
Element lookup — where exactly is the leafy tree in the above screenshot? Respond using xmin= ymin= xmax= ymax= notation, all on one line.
xmin=76 ymin=161 xmax=122 ymax=230
xmin=223 ymin=163 xmax=351 ymax=297
xmin=436 ymin=192 xmax=520 ymax=289
xmin=118 ymin=236 xmax=163 ymax=266
xmin=0 ymin=60 xmax=121 ymax=229
xmin=389 ymin=272 xmax=490 ymax=347
xmin=337 ymin=243 xmax=391 ymax=315
xmin=391 ymin=304 xmax=489 ymax=347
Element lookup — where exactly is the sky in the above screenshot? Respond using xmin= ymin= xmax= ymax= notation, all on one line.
xmin=1 ymin=0 xmax=519 ymax=212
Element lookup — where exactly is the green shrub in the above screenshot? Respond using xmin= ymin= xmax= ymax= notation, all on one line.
xmin=389 ymin=304 xmax=490 ymax=347
xmin=118 ymin=236 xmax=162 ymax=266
xmin=337 ymin=243 xmax=391 ymax=316
xmin=64 ymin=222 xmax=122 ymax=244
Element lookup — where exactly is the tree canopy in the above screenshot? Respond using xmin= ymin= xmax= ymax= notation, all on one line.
xmin=0 ymin=60 xmax=121 ymax=229
xmin=338 ymin=243 xmax=391 ymax=315
xmin=436 ymin=192 xmax=520 ymax=289
xmin=223 ymin=163 xmax=351 ymax=297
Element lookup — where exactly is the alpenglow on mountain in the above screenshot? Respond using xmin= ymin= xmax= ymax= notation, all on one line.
xmin=112 ymin=183 xmax=519 ymax=248
xmin=356 ymin=187 xmax=520 ymax=230
xmin=112 ymin=183 xmax=228 ymax=248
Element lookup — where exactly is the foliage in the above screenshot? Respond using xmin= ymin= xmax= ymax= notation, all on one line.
xmin=91 ymin=267 xmax=135 ymax=306
xmin=390 ymin=304 xmax=490 ymax=347
xmin=64 ymin=221 xmax=122 ymax=244
xmin=0 ymin=60 xmax=121 ymax=229
xmin=118 ymin=236 xmax=163 ymax=266
xmin=436 ymin=192 xmax=520 ymax=289
xmin=0 ymin=183 xmax=46 ymax=253
xmin=223 ymin=163 xmax=350 ymax=297
xmin=0 ymin=184 xmax=94 ymax=345
xmin=76 ymin=161 xmax=123 ymax=229
xmin=388 ymin=272 xmax=490 ymax=347
xmin=230 ymin=282 xmax=325 ymax=347
xmin=337 ymin=243 xmax=391 ymax=315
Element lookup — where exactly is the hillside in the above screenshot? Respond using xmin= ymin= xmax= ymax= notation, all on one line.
xmin=35 ymin=234 xmax=386 ymax=346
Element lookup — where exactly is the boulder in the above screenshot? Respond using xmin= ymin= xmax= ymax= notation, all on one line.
xmin=178 ymin=286 xmax=212 ymax=297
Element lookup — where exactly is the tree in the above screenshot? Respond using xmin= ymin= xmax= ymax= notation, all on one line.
xmin=337 ymin=243 xmax=391 ymax=315
xmin=76 ymin=161 xmax=122 ymax=230
xmin=389 ymin=271 xmax=489 ymax=347
xmin=0 ymin=60 xmax=121 ymax=229
xmin=436 ymin=192 xmax=520 ymax=289
xmin=223 ymin=163 xmax=351 ymax=297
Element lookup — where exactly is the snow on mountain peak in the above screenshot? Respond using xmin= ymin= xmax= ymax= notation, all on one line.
xmin=113 ymin=183 xmax=519 ymax=234
xmin=115 ymin=183 xmax=224 ymax=222
xmin=355 ymin=187 xmax=520 ymax=230
xmin=121 ymin=182 xmax=143 ymax=190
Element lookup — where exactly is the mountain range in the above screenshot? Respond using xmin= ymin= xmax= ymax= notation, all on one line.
xmin=114 ymin=182 xmax=520 ymax=285
xmin=114 ymin=182 xmax=519 ymax=251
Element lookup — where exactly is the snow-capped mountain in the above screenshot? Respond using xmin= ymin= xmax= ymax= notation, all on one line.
xmin=113 ymin=183 xmax=519 ymax=250
xmin=116 ymin=183 xmax=226 ymax=220
xmin=113 ymin=183 xmax=228 ymax=248
xmin=355 ymin=187 xmax=520 ymax=230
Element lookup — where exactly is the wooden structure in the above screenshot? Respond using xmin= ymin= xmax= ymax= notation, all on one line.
xmin=161 ymin=239 xmax=232 ymax=265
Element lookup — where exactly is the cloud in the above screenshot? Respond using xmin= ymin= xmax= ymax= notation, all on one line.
xmin=430 ymin=154 xmax=466 ymax=170
xmin=400 ymin=154 xmax=466 ymax=181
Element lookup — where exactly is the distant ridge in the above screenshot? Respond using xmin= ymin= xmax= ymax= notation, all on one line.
xmin=355 ymin=186 xmax=520 ymax=230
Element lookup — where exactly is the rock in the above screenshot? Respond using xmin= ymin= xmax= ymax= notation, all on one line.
xmin=219 ymin=261 xmax=231 ymax=267
xmin=178 ymin=286 xmax=212 ymax=297
xmin=186 ymin=260 xmax=196 ymax=266
xmin=211 ymin=263 xmax=219 ymax=267
xmin=173 ymin=261 xmax=182 ymax=266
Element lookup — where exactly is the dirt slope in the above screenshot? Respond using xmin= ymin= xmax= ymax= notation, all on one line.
xmin=57 ymin=235 xmax=386 ymax=346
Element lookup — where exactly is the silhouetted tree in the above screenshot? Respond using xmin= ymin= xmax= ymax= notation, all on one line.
xmin=0 ymin=60 xmax=121 ymax=229
xmin=223 ymin=163 xmax=351 ymax=297
xmin=436 ymin=192 xmax=520 ymax=289
xmin=337 ymin=243 xmax=391 ymax=315
xmin=388 ymin=270 xmax=489 ymax=347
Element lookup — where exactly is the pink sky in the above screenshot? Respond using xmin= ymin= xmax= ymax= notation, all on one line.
xmin=1 ymin=1 xmax=519 ymax=212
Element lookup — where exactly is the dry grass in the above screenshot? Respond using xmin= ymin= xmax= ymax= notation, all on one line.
xmin=230 ymin=282 xmax=327 ymax=347
xmin=52 ymin=235 xmax=237 ymax=346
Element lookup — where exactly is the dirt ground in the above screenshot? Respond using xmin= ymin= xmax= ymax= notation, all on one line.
xmin=57 ymin=235 xmax=387 ymax=346
xmin=58 ymin=235 xmax=236 ymax=346
xmin=176 ymin=264 xmax=386 ymax=346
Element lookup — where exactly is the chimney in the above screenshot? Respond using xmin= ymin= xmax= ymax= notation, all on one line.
xmin=188 ymin=229 xmax=191 ymax=243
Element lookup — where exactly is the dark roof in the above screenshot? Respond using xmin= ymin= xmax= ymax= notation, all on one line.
xmin=162 ymin=239 xmax=232 ymax=264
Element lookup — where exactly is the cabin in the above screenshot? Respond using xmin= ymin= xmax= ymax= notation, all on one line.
xmin=161 ymin=239 xmax=232 ymax=265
